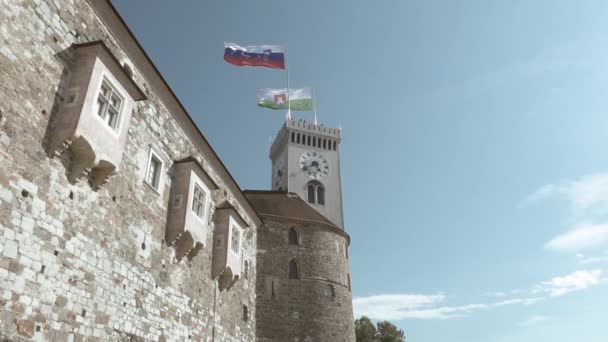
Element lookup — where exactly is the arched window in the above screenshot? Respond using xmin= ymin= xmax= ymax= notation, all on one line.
xmin=289 ymin=227 xmax=298 ymax=245
xmin=306 ymin=181 xmax=325 ymax=205
xmin=288 ymin=260 xmax=299 ymax=279
xmin=307 ymin=183 xmax=315 ymax=203
xmin=317 ymin=186 xmax=325 ymax=205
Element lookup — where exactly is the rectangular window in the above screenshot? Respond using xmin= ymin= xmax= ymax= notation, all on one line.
xmin=242 ymin=305 xmax=249 ymax=321
xmin=191 ymin=184 xmax=206 ymax=218
xmin=94 ymin=80 xmax=123 ymax=130
xmin=145 ymin=152 xmax=162 ymax=190
xmin=231 ymin=225 xmax=240 ymax=254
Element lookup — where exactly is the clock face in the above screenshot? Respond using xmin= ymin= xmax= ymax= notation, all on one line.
xmin=274 ymin=160 xmax=286 ymax=189
xmin=299 ymin=151 xmax=329 ymax=179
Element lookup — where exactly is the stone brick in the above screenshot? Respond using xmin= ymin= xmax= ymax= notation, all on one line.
xmin=55 ymin=295 xmax=67 ymax=307
xmin=2 ymin=240 xmax=18 ymax=259
xmin=16 ymin=319 xmax=35 ymax=337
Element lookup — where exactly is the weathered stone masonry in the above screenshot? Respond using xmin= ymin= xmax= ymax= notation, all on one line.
xmin=0 ymin=0 xmax=262 ymax=341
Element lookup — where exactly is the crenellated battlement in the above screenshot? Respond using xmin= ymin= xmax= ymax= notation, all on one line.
xmin=285 ymin=118 xmax=342 ymax=138
xmin=270 ymin=118 xmax=342 ymax=161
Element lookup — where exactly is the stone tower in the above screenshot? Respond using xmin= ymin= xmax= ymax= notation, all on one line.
xmin=247 ymin=118 xmax=355 ymax=342
xmin=270 ymin=118 xmax=344 ymax=228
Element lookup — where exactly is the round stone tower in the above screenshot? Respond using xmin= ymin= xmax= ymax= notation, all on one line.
xmin=245 ymin=191 xmax=355 ymax=342
xmin=245 ymin=118 xmax=355 ymax=342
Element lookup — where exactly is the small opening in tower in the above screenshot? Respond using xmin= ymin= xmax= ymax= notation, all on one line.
xmin=333 ymin=140 xmax=337 ymax=150
xmin=323 ymin=139 xmax=327 ymax=149
xmin=296 ymin=133 xmax=301 ymax=144
xmin=243 ymin=305 xmax=249 ymax=321
xmin=291 ymin=132 xmax=295 ymax=143
xmin=312 ymin=136 xmax=316 ymax=147
xmin=307 ymin=135 xmax=311 ymax=146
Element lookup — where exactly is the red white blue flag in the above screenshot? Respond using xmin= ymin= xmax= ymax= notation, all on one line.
xmin=224 ymin=42 xmax=286 ymax=69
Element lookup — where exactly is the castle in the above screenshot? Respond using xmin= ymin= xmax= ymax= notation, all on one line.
xmin=0 ymin=1 xmax=355 ymax=341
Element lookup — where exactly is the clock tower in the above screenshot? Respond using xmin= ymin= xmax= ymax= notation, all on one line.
xmin=270 ymin=118 xmax=344 ymax=228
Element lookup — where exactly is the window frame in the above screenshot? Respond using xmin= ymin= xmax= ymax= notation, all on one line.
xmin=188 ymin=172 xmax=211 ymax=225
xmin=93 ymin=76 xmax=124 ymax=134
xmin=144 ymin=149 xmax=164 ymax=192
xmin=306 ymin=181 xmax=325 ymax=205
xmin=288 ymin=259 xmax=299 ymax=280
xmin=230 ymin=224 xmax=241 ymax=255
xmin=191 ymin=183 xmax=206 ymax=219
xmin=288 ymin=227 xmax=299 ymax=245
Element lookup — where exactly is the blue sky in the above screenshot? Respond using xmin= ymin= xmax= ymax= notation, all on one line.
xmin=113 ymin=1 xmax=608 ymax=340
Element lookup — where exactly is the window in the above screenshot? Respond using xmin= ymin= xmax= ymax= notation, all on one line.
xmin=306 ymin=181 xmax=325 ymax=205
xmin=307 ymin=135 xmax=311 ymax=146
xmin=145 ymin=151 xmax=162 ymax=190
xmin=288 ymin=260 xmax=299 ymax=279
xmin=324 ymin=284 xmax=335 ymax=297
xmin=94 ymin=79 xmax=123 ymax=130
xmin=191 ymin=184 xmax=206 ymax=218
xmin=307 ymin=183 xmax=315 ymax=203
xmin=291 ymin=132 xmax=295 ymax=143
xmin=333 ymin=140 xmax=337 ymax=150
xmin=317 ymin=186 xmax=325 ymax=205
xmin=231 ymin=225 xmax=240 ymax=254
xmin=289 ymin=227 xmax=298 ymax=245
xmin=242 ymin=305 xmax=249 ymax=321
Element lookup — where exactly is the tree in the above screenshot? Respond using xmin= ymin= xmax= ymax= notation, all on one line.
xmin=355 ymin=316 xmax=406 ymax=342
xmin=355 ymin=316 xmax=376 ymax=342
xmin=376 ymin=320 xmax=406 ymax=342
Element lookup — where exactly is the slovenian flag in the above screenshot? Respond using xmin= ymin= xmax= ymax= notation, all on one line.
xmin=224 ymin=42 xmax=286 ymax=69
xmin=257 ymin=88 xmax=313 ymax=111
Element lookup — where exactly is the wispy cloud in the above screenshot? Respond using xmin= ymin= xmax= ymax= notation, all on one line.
xmin=576 ymin=252 xmax=608 ymax=265
xmin=527 ymin=173 xmax=608 ymax=252
xmin=518 ymin=315 xmax=552 ymax=327
xmin=537 ymin=269 xmax=603 ymax=297
xmin=525 ymin=172 xmax=608 ymax=211
xmin=546 ymin=224 xmax=608 ymax=252
xmin=354 ymin=270 xmax=603 ymax=321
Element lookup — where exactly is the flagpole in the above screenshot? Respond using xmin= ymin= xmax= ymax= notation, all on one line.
xmin=285 ymin=44 xmax=291 ymax=120
xmin=312 ymin=88 xmax=318 ymax=125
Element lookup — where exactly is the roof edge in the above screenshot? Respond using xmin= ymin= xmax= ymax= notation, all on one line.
xmin=86 ymin=0 xmax=261 ymax=227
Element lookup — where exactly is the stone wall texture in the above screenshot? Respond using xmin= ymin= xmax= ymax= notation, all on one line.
xmin=0 ymin=0 xmax=260 ymax=341
xmin=254 ymin=217 xmax=355 ymax=342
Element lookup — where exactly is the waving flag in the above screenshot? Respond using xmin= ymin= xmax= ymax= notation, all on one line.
xmin=257 ymin=88 xmax=313 ymax=111
xmin=224 ymin=43 xmax=286 ymax=69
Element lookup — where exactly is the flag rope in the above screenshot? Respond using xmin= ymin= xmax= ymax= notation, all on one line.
xmin=285 ymin=44 xmax=291 ymax=120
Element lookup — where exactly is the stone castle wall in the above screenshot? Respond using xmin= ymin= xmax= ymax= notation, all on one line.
xmin=255 ymin=217 xmax=355 ymax=342
xmin=0 ymin=0 xmax=259 ymax=341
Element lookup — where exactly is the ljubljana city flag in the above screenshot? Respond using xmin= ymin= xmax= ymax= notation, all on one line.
xmin=257 ymin=88 xmax=314 ymax=111
xmin=224 ymin=42 xmax=286 ymax=69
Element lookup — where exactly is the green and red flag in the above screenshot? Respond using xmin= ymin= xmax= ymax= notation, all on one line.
xmin=257 ymin=88 xmax=313 ymax=111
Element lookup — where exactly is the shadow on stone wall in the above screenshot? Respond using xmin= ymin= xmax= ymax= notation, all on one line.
xmin=42 ymin=47 xmax=78 ymax=185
